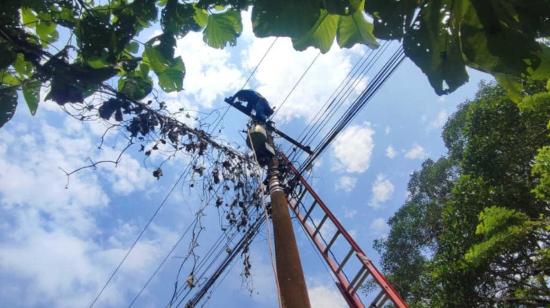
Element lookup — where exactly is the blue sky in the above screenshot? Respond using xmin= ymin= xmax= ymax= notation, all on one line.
xmin=0 ymin=12 xmax=491 ymax=308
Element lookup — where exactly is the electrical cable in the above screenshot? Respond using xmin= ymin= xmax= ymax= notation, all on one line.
xmin=89 ymin=164 xmax=195 ymax=308
xmin=285 ymin=42 xmax=390 ymax=164
xmin=89 ymin=36 xmax=278 ymax=308
xmin=300 ymin=47 xmax=405 ymax=172
xmin=270 ymin=51 xmax=321 ymax=120
xmin=212 ymin=37 xmax=278 ymax=133
xmin=183 ymin=215 xmax=267 ymax=308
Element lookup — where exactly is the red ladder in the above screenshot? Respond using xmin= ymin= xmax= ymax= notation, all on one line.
xmin=281 ymin=155 xmax=407 ymax=308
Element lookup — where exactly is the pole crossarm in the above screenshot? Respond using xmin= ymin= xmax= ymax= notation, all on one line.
xmin=281 ymin=154 xmax=408 ymax=308
xmin=223 ymin=98 xmax=313 ymax=155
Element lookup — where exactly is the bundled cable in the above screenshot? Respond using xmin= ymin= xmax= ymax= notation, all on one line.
xmin=299 ymin=47 xmax=405 ymax=173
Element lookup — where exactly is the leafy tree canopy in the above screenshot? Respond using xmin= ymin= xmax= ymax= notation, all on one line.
xmin=375 ymin=81 xmax=550 ymax=307
xmin=0 ymin=0 xmax=549 ymax=129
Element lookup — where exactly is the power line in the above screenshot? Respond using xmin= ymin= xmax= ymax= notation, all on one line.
xmin=271 ymin=51 xmax=321 ymax=120
xmin=89 ymin=165 xmax=194 ymax=308
xmin=300 ymin=47 xmax=405 ymax=172
xmin=89 ymin=36 xmax=278 ymax=308
xmin=212 ymin=37 xmax=278 ymax=133
xmin=182 ymin=215 xmax=266 ymax=308
xmin=288 ymin=42 xmax=392 ymax=165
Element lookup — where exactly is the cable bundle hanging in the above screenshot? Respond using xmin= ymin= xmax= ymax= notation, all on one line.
xmin=300 ymin=47 xmax=405 ymax=173
xmin=183 ymin=214 xmax=267 ymax=308
xmin=285 ymin=42 xmax=391 ymax=164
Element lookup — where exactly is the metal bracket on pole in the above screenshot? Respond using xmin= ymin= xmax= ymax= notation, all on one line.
xmin=224 ymin=98 xmax=313 ymax=155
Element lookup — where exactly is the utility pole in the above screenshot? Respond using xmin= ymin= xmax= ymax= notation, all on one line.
xmin=224 ymin=96 xmax=311 ymax=307
xmin=267 ymin=135 xmax=311 ymax=308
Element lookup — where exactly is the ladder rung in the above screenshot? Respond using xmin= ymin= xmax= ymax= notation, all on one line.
xmin=336 ymin=248 xmax=354 ymax=273
xmin=370 ymin=290 xmax=386 ymax=307
xmin=348 ymin=267 xmax=368 ymax=293
xmin=324 ymin=230 xmax=340 ymax=254
xmin=351 ymin=268 xmax=370 ymax=294
xmin=302 ymin=200 xmax=317 ymax=222
xmin=312 ymin=215 xmax=328 ymax=238
xmin=296 ymin=186 xmax=307 ymax=202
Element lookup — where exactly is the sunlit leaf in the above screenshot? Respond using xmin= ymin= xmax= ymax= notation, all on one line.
xmin=203 ymin=9 xmax=242 ymax=49
xmin=36 ymin=22 xmax=58 ymax=45
xmin=292 ymin=10 xmax=339 ymax=53
xmin=336 ymin=1 xmax=378 ymax=49
xmin=14 ymin=53 xmax=33 ymax=78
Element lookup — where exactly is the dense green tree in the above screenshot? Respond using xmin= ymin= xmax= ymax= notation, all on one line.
xmin=1 ymin=0 xmax=549 ymax=128
xmin=375 ymin=82 xmax=550 ymax=307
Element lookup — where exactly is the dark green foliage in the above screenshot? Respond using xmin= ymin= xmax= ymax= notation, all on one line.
xmin=0 ymin=0 xmax=548 ymax=130
xmin=365 ymin=0 xmax=550 ymax=95
xmin=376 ymin=82 xmax=550 ymax=307
xmin=0 ymin=86 xmax=18 ymax=128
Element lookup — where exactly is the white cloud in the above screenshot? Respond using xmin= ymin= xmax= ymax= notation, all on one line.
xmin=240 ymin=12 xmax=358 ymax=123
xmin=175 ymin=32 xmax=245 ymax=109
xmin=343 ymin=207 xmax=357 ymax=219
xmin=369 ymin=218 xmax=390 ymax=237
xmin=385 ymin=146 xmax=397 ymax=159
xmin=369 ymin=175 xmax=394 ymax=209
xmin=0 ymin=117 xmax=174 ymax=307
xmin=309 ymin=285 xmax=347 ymax=308
xmin=384 ymin=126 xmax=391 ymax=135
xmin=335 ymin=176 xmax=357 ymax=192
xmin=429 ymin=110 xmax=449 ymax=129
xmin=404 ymin=144 xmax=427 ymax=160
xmin=331 ymin=123 xmax=375 ymax=173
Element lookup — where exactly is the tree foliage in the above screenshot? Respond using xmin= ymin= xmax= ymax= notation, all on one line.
xmin=0 ymin=0 xmax=548 ymax=128
xmin=375 ymin=82 xmax=550 ymax=307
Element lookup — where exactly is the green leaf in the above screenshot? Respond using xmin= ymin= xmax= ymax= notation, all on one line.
xmin=292 ymin=10 xmax=339 ymax=53
xmin=86 ymin=57 xmax=109 ymax=69
xmin=21 ymin=8 xmax=38 ymax=26
xmin=118 ymin=75 xmax=153 ymax=100
xmin=144 ymin=43 xmax=185 ymax=92
xmin=126 ymin=41 xmax=140 ymax=54
xmin=194 ymin=6 xmax=208 ymax=27
xmin=144 ymin=44 xmax=170 ymax=74
xmin=158 ymin=57 xmax=185 ymax=92
xmin=14 ymin=54 xmax=33 ymax=78
xmin=495 ymin=74 xmax=523 ymax=103
xmin=203 ymin=9 xmax=243 ymax=49
xmin=0 ymin=71 xmax=21 ymax=86
xmin=161 ymin=1 xmax=203 ymax=35
xmin=0 ymin=86 xmax=18 ymax=128
xmin=460 ymin=0 xmax=541 ymax=77
xmin=252 ymin=0 xmax=321 ymax=38
xmin=22 ymin=80 xmax=40 ymax=115
xmin=36 ymin=14 xmax=59 ymax=46
xmin=336 ymin=0 xmax=378 ymax=49
xmin=403 ymin=0 xmax=468 ymax=95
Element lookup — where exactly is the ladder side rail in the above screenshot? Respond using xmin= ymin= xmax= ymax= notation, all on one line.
xmin=288 ymin=196 xmax=365 ymax=308
xmin=282 ymin=154 xmax=408 ymax=308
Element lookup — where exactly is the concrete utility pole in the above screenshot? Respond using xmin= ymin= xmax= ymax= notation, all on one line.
xmin=267 ymin=139 xmax=311 ymax=308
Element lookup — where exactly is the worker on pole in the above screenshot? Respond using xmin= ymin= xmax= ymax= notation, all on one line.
xmin=226 ymin=89 xmax=274 ymax=123
xmin=232 ymin=89 xmax=310 ymax=308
